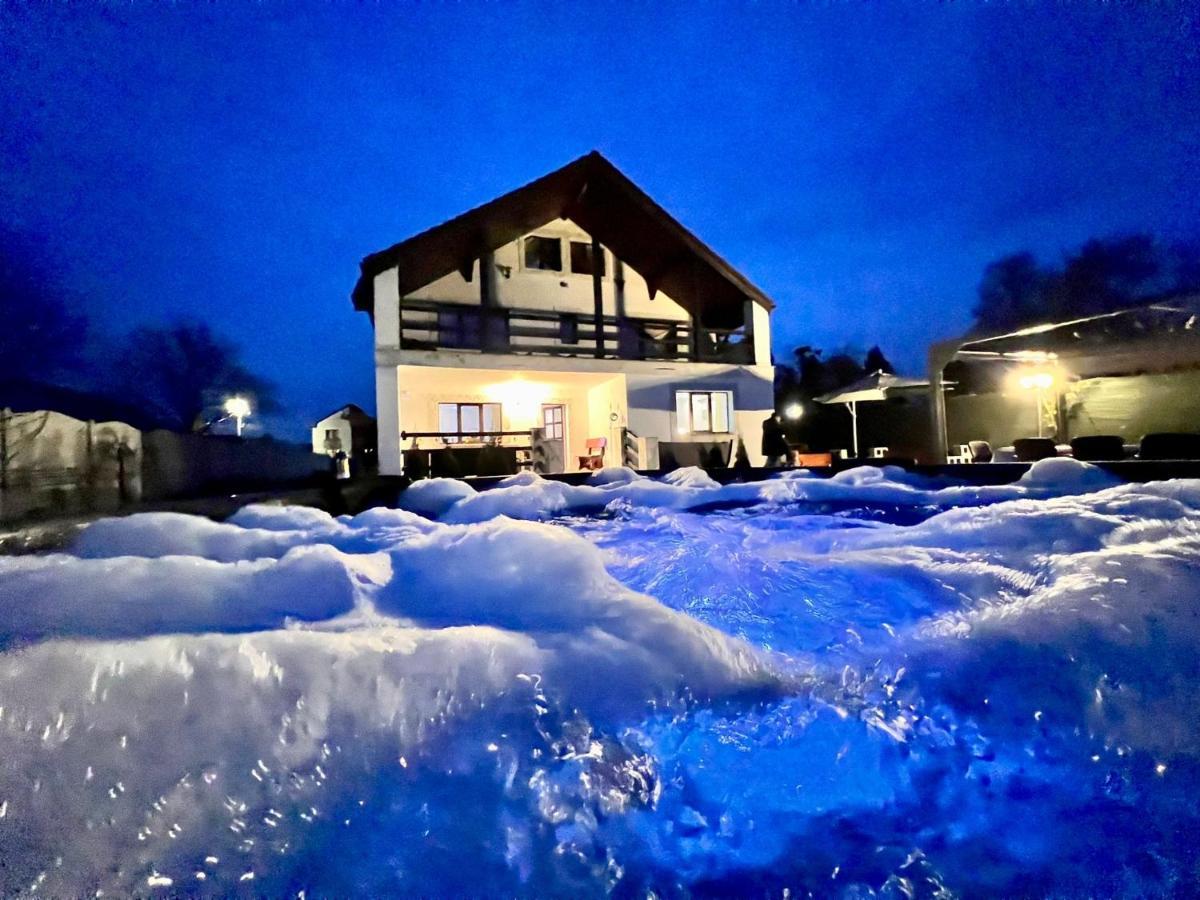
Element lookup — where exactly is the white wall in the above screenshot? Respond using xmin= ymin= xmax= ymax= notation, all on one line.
xmin=402 ymin=220 xmax=692 ymax=322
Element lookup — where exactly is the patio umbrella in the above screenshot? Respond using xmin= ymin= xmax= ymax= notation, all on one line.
xmin=815 ymin=370 xmax=929 ymax=457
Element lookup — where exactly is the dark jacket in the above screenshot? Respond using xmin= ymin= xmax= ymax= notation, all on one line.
xmin=761 ymin=416 xmax=789 ymax=457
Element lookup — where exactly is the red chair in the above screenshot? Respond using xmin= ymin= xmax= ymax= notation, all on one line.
xmin=577 ymin=437 xmax=607 ymax=470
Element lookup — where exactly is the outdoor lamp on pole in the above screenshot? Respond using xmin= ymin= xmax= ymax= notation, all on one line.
xmin=224 ymin=396 xmax=251 ymax=437
xmin=783 ymin=402 xmax=804 ymax=421
xmin=1015 ymin=371 xmax=1054 ymax=438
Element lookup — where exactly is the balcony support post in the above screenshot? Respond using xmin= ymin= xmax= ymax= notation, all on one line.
xmin=592 ymin=237 xmax=605 ymax=358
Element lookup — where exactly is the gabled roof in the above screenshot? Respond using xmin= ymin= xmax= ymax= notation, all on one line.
xmin=351 ymin=151 xmax=775 ymax=327
xmin=313 ymin=403 xmax=373 ymax=426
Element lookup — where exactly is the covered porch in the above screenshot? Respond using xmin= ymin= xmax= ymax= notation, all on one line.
xmin=392 ymin=364 xmax=627 ymax=476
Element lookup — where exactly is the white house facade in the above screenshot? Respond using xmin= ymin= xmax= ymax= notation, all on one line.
xmin=352 ymin=152 xmax=776 ymax=476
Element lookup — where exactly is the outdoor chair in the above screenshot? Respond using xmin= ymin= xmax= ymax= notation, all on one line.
xmin=577 ymin=437 xmax=607 ymax=471
xmin=1012 ymin=437 xmax=1058 ymax=462
xmin=967 ymin=440 xmax=993 ymax=463
xmin=1138 ymin=432 xmax=1200 ymax=460
xmin=1070 ymin=435 xmax=1125 ymax=461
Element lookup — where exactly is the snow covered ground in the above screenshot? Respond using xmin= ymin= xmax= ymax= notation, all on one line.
xmin=2 ymin=460 xmax=1200 ymax=895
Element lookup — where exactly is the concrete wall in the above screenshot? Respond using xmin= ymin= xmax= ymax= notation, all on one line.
xmin=141 ymin=432 xmax=327 ymax=501
xmin=0 ymin=410 xmax=141 ymax=522
xmin=945 ymin=370 xmax=1200 ymax=451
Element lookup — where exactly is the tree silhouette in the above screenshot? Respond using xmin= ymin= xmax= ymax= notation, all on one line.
xmin=117 ymin=321 xmax=278 ymax=432
xmin=863 ymin=345 xmax=894 ymax=374
xmin=972 ymin=234 xmax=1200 ymax=333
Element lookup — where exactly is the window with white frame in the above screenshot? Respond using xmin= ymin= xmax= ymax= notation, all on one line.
xmin=437 ymin=402 xmax=502 ymax=443
xmin=674 ymin=390 xmax=733 ymax=434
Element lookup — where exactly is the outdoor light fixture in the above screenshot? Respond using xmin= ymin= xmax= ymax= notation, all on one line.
xmin=1016 ymin=371 xmax=1054 ymax=391
xmin=1010 ymin=368 xmax=1058 ymax=438
xmin=482 ymin=379 xmax=549 ymax=428
xmin=783 ymin=402 xmax=804 ymax=421
xmin=223 ymin=396 xmax=251 ymax=436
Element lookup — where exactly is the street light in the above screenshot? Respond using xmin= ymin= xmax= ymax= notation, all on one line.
xmin=783 ymin=402 xmax=804 ymax=421
xmin=224 ymin=396 xmax=251 ymax=437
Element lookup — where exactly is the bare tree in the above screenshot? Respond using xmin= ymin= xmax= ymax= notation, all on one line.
xmin=115 ymin=321 xmax=278 ymax=432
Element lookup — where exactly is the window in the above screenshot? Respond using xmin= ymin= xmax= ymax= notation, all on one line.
xmin=542 ymin=404 xmax=564 ymax=440
xmin=324 ymin=429 xmax=339 ymax=440
xmin=569 ymin=241 xmax=605 ymax=276
xmin=437 ymin=402 xmax=502 ymax=443
xmin=438 ymin=307 xmax=482 ymax=349
xmin=523 ymin=235 xmax=562 ymax=271
xmin=675 ymin=390 xmax=733 ymax=434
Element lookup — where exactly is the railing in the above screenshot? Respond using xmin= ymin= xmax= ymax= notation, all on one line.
xmin=397 ymin=299 xmax=754 ymax=364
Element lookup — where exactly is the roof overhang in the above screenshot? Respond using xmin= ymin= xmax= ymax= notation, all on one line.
xmin=350 ymin=151 xmax=775 ymax=328
xmin=935 ymin=295 xmax=1200 ymax=380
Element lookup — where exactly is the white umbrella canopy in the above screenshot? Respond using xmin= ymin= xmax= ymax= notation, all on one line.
xmin=815 ymin=370 xmax=930 ymax=456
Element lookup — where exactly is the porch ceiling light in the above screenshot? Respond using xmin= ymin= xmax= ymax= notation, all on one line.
xmin=483 ymin=379 xmax=550 ymax=427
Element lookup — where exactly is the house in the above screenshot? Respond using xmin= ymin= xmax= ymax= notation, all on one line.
xmin=351 ymin=152 xmax=776 ymax=476
xmin=311 ymin=403 xmax=378 ymax=464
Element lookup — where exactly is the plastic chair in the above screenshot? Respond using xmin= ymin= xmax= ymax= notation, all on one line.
xmin=1138 ymin=433 xmax=1200 ymax=460
xmin=1069 ymin=435 xmax=1125 ymax=461
xmin=967 ymin=440 xmax=993 ymax=463
xmin=577 ymin=437 xmax=607 ymax=470
xmin=1012 ymin=438 xmax=1058 ymax=462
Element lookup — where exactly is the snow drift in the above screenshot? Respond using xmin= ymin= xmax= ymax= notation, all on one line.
xmin=3 ymin=461 xmax=1200 ymax=895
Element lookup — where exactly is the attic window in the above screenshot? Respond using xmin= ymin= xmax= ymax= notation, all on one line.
xmin=569 ymin=241 xmax=605 ymax=276
xmin=524 ymin=236 xmax=562 ymax=272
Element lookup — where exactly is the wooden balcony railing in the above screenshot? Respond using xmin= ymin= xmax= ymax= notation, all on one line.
xmin=397 ymin=299 xmax=754 ymax=364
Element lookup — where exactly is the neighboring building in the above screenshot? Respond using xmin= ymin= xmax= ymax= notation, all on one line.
xmin=311 ymin=404 xmax=378 ymax=463
xmin=351 ymin=152 xmax=776 ymax=475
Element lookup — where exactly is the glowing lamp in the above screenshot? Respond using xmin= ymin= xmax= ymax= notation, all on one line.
xmin=783 ymin=402 xmax=804 ymax=421
xmin=224 ymin=396 xmax=251 ymax=436
xmin=1017 ymin=372 xmax=1054 ymax=391
xmin=482 ymin=379 xmax=549 ymax=428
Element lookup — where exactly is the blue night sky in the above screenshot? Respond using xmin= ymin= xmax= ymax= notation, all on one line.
xmin=2 ymin=3 xmax=1196 ymax=438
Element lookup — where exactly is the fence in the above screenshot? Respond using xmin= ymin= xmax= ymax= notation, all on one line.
xmin=0 ymin=409 xmax=140 ymax=523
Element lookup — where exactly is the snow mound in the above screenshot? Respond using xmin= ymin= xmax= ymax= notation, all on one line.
xmin=408 ymin=461 xmax=1126 ymax=524
xmin=588 ymin=465 xmax=644 ymax=485
xmin=227 ymin=502 xmax=343 ymax=533
xmin=0 ymin=545 xmax=388 ymax=646
xmin=396 ymin=476 xmax=478 ymax=517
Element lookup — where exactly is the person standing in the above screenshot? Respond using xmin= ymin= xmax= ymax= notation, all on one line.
xmin=761 ymin=413 xmax=789 ymax=467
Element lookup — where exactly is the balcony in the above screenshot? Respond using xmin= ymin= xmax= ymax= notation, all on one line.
xmin=398 ymin=299 xmax=754 ymax=364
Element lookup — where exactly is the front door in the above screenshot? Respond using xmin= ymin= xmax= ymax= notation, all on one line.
xmin=540 ymin=404 xmax=566 ymax=473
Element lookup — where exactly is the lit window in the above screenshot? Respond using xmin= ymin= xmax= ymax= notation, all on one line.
xmin=437 ymin=402 xmax=502 ymax=443
xmin=542 ymin=404 xmax=564 ymax=440
xmin=523 ymin=236 xmax=562 ymax=271
xmin=674 ymin=390 xmax=734 ymax=434
xmin=569 ymin=241 xmax=605 ymax=276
